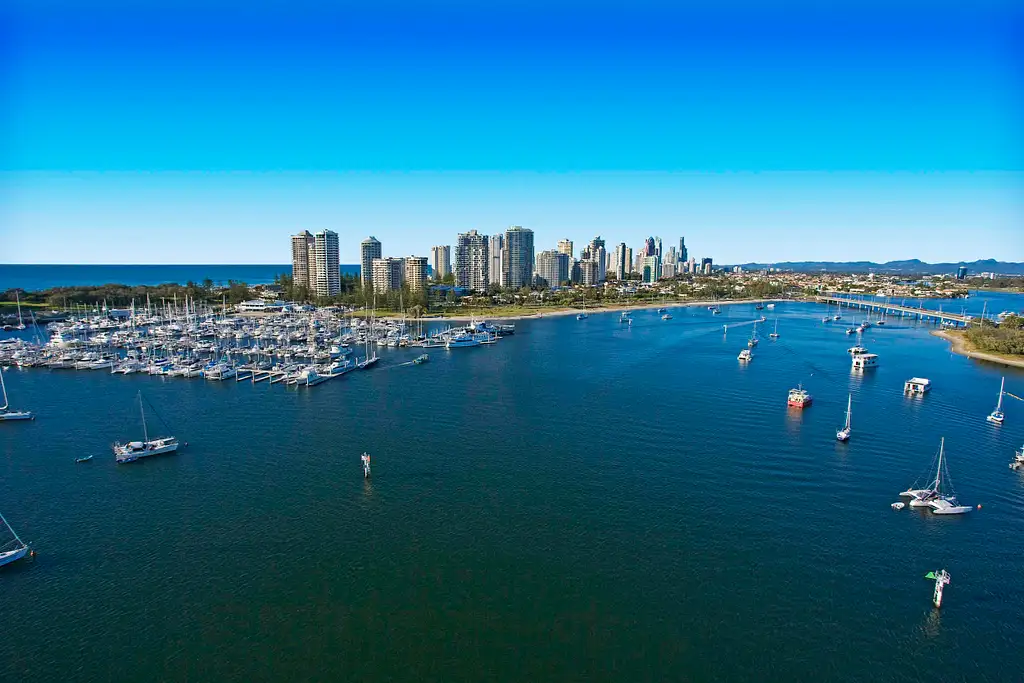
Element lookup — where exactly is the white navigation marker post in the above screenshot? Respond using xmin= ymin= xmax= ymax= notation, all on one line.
xmin=926 ymin=570 xmax=951 ymax=608
xmin=361 ymin=452 xmax=371 ymax=479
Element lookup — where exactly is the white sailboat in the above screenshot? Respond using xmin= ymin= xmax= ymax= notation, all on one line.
xmin=576 ymin=294 xmax=588 ymax=320
xmin=898 ymin=438 xmax=972 ymax=515
xmin=0 ymin=365 xmax=34 ymax=421
xmin=836 ymin=394 xmax=852 ymax=442
xmin=769 ymin=318 xmax=780 ymax=339
xmin=112 ymin=391 xmax=180 ymax=463
xmin=0 ymin=509 xmax=30 ymax=567
xmin=987 ymin=376 xmax=1005 ymax=424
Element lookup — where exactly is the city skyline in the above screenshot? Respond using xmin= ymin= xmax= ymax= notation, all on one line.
xmin=3 ymin=2 xmax=1022 ymax=264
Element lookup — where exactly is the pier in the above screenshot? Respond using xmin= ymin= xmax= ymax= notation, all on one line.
xmin=816 ymin=295 xmax=973 ymax=327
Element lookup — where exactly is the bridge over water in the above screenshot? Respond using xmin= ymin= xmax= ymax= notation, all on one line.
xmin=815 ymin=295 xmax=973 ymax=327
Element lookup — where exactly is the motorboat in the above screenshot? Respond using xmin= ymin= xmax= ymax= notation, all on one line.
xmin=787 ymin=385 xmax=812 ymax=408
xmin=738 ymin=349 xmax=753 ymax=362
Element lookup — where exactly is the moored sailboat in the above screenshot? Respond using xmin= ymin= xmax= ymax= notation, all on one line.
xmin=898 ymin=438 xmax=972 ymax=515
xmin=113 ymin=391 xmax=180 ymax=463
xmin=836 ymin=394 xmax=852 ymax=442
xmin=987 ymin=377 xmax=1005 ymax=425
xmin=0 ymin=510 xmax=30 ymax=568
xmin=0 ymin=365 xmax=34 ymax=421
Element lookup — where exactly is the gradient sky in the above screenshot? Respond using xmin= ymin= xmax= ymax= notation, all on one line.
xmin=2 ymin=0 xmax=1022 ymax=264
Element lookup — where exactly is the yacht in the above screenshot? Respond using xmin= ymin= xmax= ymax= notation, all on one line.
xmin=445 ymin=333 xmax=481 ymax=349
xmin=898 ymin=438 xmax=972 ymax=515
xmin=1010 ymin=443 xmax=1024 ymax=471
xmin=836 ymin=394 xmax=852 ymax=442
xmin=0 ymin=366 xmax=34 ymax=421
xmin=738 ymin=349 xmax=753 ymax=362
xmin=987 ymin=377 xmax=1005 ymax=425
xmin=113 ymin=391 xmax=180 ymax=463
xmin=787 ymin=385 xmax=812 ymax=409
xmin=904 ymin=378 xmax=931 ymax=394
xmin=851 ymin=353 xmax=878 ymax=370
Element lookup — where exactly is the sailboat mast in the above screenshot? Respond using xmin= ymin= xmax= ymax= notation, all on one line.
xmin=996 ymin=377 xmax=1005 ymax=411
xmin=139 ymin=391 xmax=149 ymax=443
xmin=0 ymin=510 xmax=23 ymax=545
xmin=935 ymin=438 xmax=944 ymax=490
xmin=0 ymin=367 xmax=8 ymax=411
xmin=845 ymin=394 xmax=852 ymax=429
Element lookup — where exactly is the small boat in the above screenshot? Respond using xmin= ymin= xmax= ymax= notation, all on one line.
xmin=412 ymin=354 xmax=429 ymax=364
xmin=754 ymin=304 xmax=764 ymax=310
xmin=361 ymin=452 xmax=371 ymax=478
xmin=657 ymin=308 xmax=667 ymax=314
xmin=891 ymin=502 xmax=905 ymax=510
xmin=836 ymin=394 xmax=852 ymax=442
xmin=738 ymin=349 xmax=753 ymax=362
xmin=987 ymin=377 xmax=1005 ymax=425
xmin=0 ymin=509 xmax=30 ymax=568
xmin=787 ymin=385 xmax=812 ymax=409
xmin=845 ymin=328 xmax=857 ymax=335
xmin=1009 ymin=442 xmax=1024 ymax=471
xmin=661 ymin=313 xmax=672 ymax=320
xmin=766 ymin=303 xmax=775 ymax=309
xmin=75 ymin=454 xmax=94 ymax=463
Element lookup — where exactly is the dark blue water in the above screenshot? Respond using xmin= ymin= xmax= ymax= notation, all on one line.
xmin=0 ymin=264 xmax=361 ymax=290
xmin=2 ymin=299 xmax=1023 ymax=682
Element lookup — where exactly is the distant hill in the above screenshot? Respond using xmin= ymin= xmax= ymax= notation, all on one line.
xmin=725 ymin=259 xmax=1024 ymax=276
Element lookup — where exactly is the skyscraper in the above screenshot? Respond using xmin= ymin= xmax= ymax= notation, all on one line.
xmin=372 ymin=257 xmax=404 ymax=293
xmin=641 ymin=255 xmax=661 ymax=283
xmin=536 ymin=249 xmax=569 ymax=288
xmin=613 ymin=242 xmax=627 ymax=280
xmin=430 ymin=245 xmax=451 ymax=280
xmin=701 ymin=257 xmax=713 ymax=275
xmin=956 ymin=266 xmax=968 ymax=280
xmin=360 ymin=237 xmax=382 ymax=288
xmin=557 ymin=239 xmax=574 ymax=260
xmin=489 ymin=234 xmax=505 ymax=287
xmin=579 ymin=259 xmax=599 ymax=286
xmin=503 ymin=226 xmax=534 ymax=290
xmin=654 ymin=236 xmax=663 ymax=260
xmin=405 ymin=256 xmax=428 ymax=292
xmin=624 ymin=247 xmax=632 ymax=276
xmin=589 ymin=236 xmax=607 ymax=281
xmin=678 ymin=237 xmax=687 ymax=263
xmin=313 ymin=230 xmax=340 ymax=297
xmin=455 ymin=230 xmax=489 ymax=291
xmin=644 ymin=236 xmax=656 ymax=257
xmin=290 ymin=230 xmax=315 ymax=293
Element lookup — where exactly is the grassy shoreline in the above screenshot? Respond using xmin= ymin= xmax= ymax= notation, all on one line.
xmin=931 ymin=329 xmax=1024 ymax=369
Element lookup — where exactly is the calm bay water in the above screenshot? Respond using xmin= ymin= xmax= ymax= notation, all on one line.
xmin=2 ymin=298 xmax=1024 ymax=682
xmin=0 ymin=264 xmax=361 ymax=290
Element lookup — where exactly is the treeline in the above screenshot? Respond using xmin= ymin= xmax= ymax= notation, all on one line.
xmin=965 ymin=315 xmax=1024 ymax=356
xmin=4 ymin=279 xmax=254 ymax=308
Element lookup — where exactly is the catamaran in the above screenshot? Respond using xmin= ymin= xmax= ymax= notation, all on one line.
xmin=987 ymin=377 xmax=1005 ymax=424
xmin=787 ymin=385 xmax=812 ymax=409
xmin=0 ymin=365 xmax=34 ymax=421
xmin=112 ymin=391 xmax=180 ymax=463
xmin=836 ymin=394 xmax=852 ymax=442
xmin=898 ymin=437 xmax=972 ymax=515
xmin=0 ymin=509 xmax=30 ymax=568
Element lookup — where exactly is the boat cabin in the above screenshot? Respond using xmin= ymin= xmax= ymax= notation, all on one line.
xmin=851 ymin=353 xmax=879 ymax=370
xmin=904 ymin=377 xmax=931 ymax=394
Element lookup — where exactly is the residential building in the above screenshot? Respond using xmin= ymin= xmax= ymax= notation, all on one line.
xmin=290 ymin=230 xmax=315 ymax=292
xmin=661 ymin=261 xmax=677 ymax=278
xmin=455 ymin=230 xmax=489 ymax=291
xmin=612 ymin=242 xmax=627 ymax=280
xmin=360 ymin=237 xmax=382 ymax=288
xmin=701 ymin=257 xmax=713 ymax=275
xmin=489 ymin=234 xmax=505 ymax=287
xmin=579 ymin=258 xmax=599 ymax=286
xmin=372 ymin=257 xmax=404 ymax=293
xmin=536 ymin=249 xmax=569 ymax=288
xmin=313 ymin=230 xmax=341 ymax=297
xmin=570 ymin=259 xmax=582 ymax=284
xmin=624 ymin=247 xmax=633 ymax=276
xmin=503 ymin=226 xmax=534 ymax=289
xmin=589 ymin=236 xmax=607 ymax=281
xmin=430 ymin=245 xmax=451 ymax=280
xmin=405 ymin=256 xmax=428 ymax=292
xmin=557 ymin=239 xmax=574 ymax=259
xmin=642 ymin=255 xmax=661 ymax=283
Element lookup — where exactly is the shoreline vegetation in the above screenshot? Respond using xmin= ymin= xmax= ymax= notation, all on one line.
xmin=932 ymin=329 xmax=1024 ymax=369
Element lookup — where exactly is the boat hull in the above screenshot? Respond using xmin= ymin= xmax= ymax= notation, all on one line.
xmin=0 ymin=545 xmax=29 ymax=567
xmin=0 ymin=410 xmax=34 ymax=421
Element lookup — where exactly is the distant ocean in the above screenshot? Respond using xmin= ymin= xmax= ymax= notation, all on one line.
xmin=0 ymin=264 xmax=362 ymax=291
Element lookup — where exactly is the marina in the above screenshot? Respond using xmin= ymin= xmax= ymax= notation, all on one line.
xmin=2 ymin=296 xmax=1023 ymax=681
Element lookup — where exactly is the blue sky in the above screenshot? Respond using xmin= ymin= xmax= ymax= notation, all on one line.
xmin=2 ymin=1 xmax=1022 ymax=264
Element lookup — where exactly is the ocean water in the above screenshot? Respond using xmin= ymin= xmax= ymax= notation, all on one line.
xmin=1 ymin=299 xmax=1023 ymax=682
xmin=0 ymin=264 xmax=361 ymax=291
